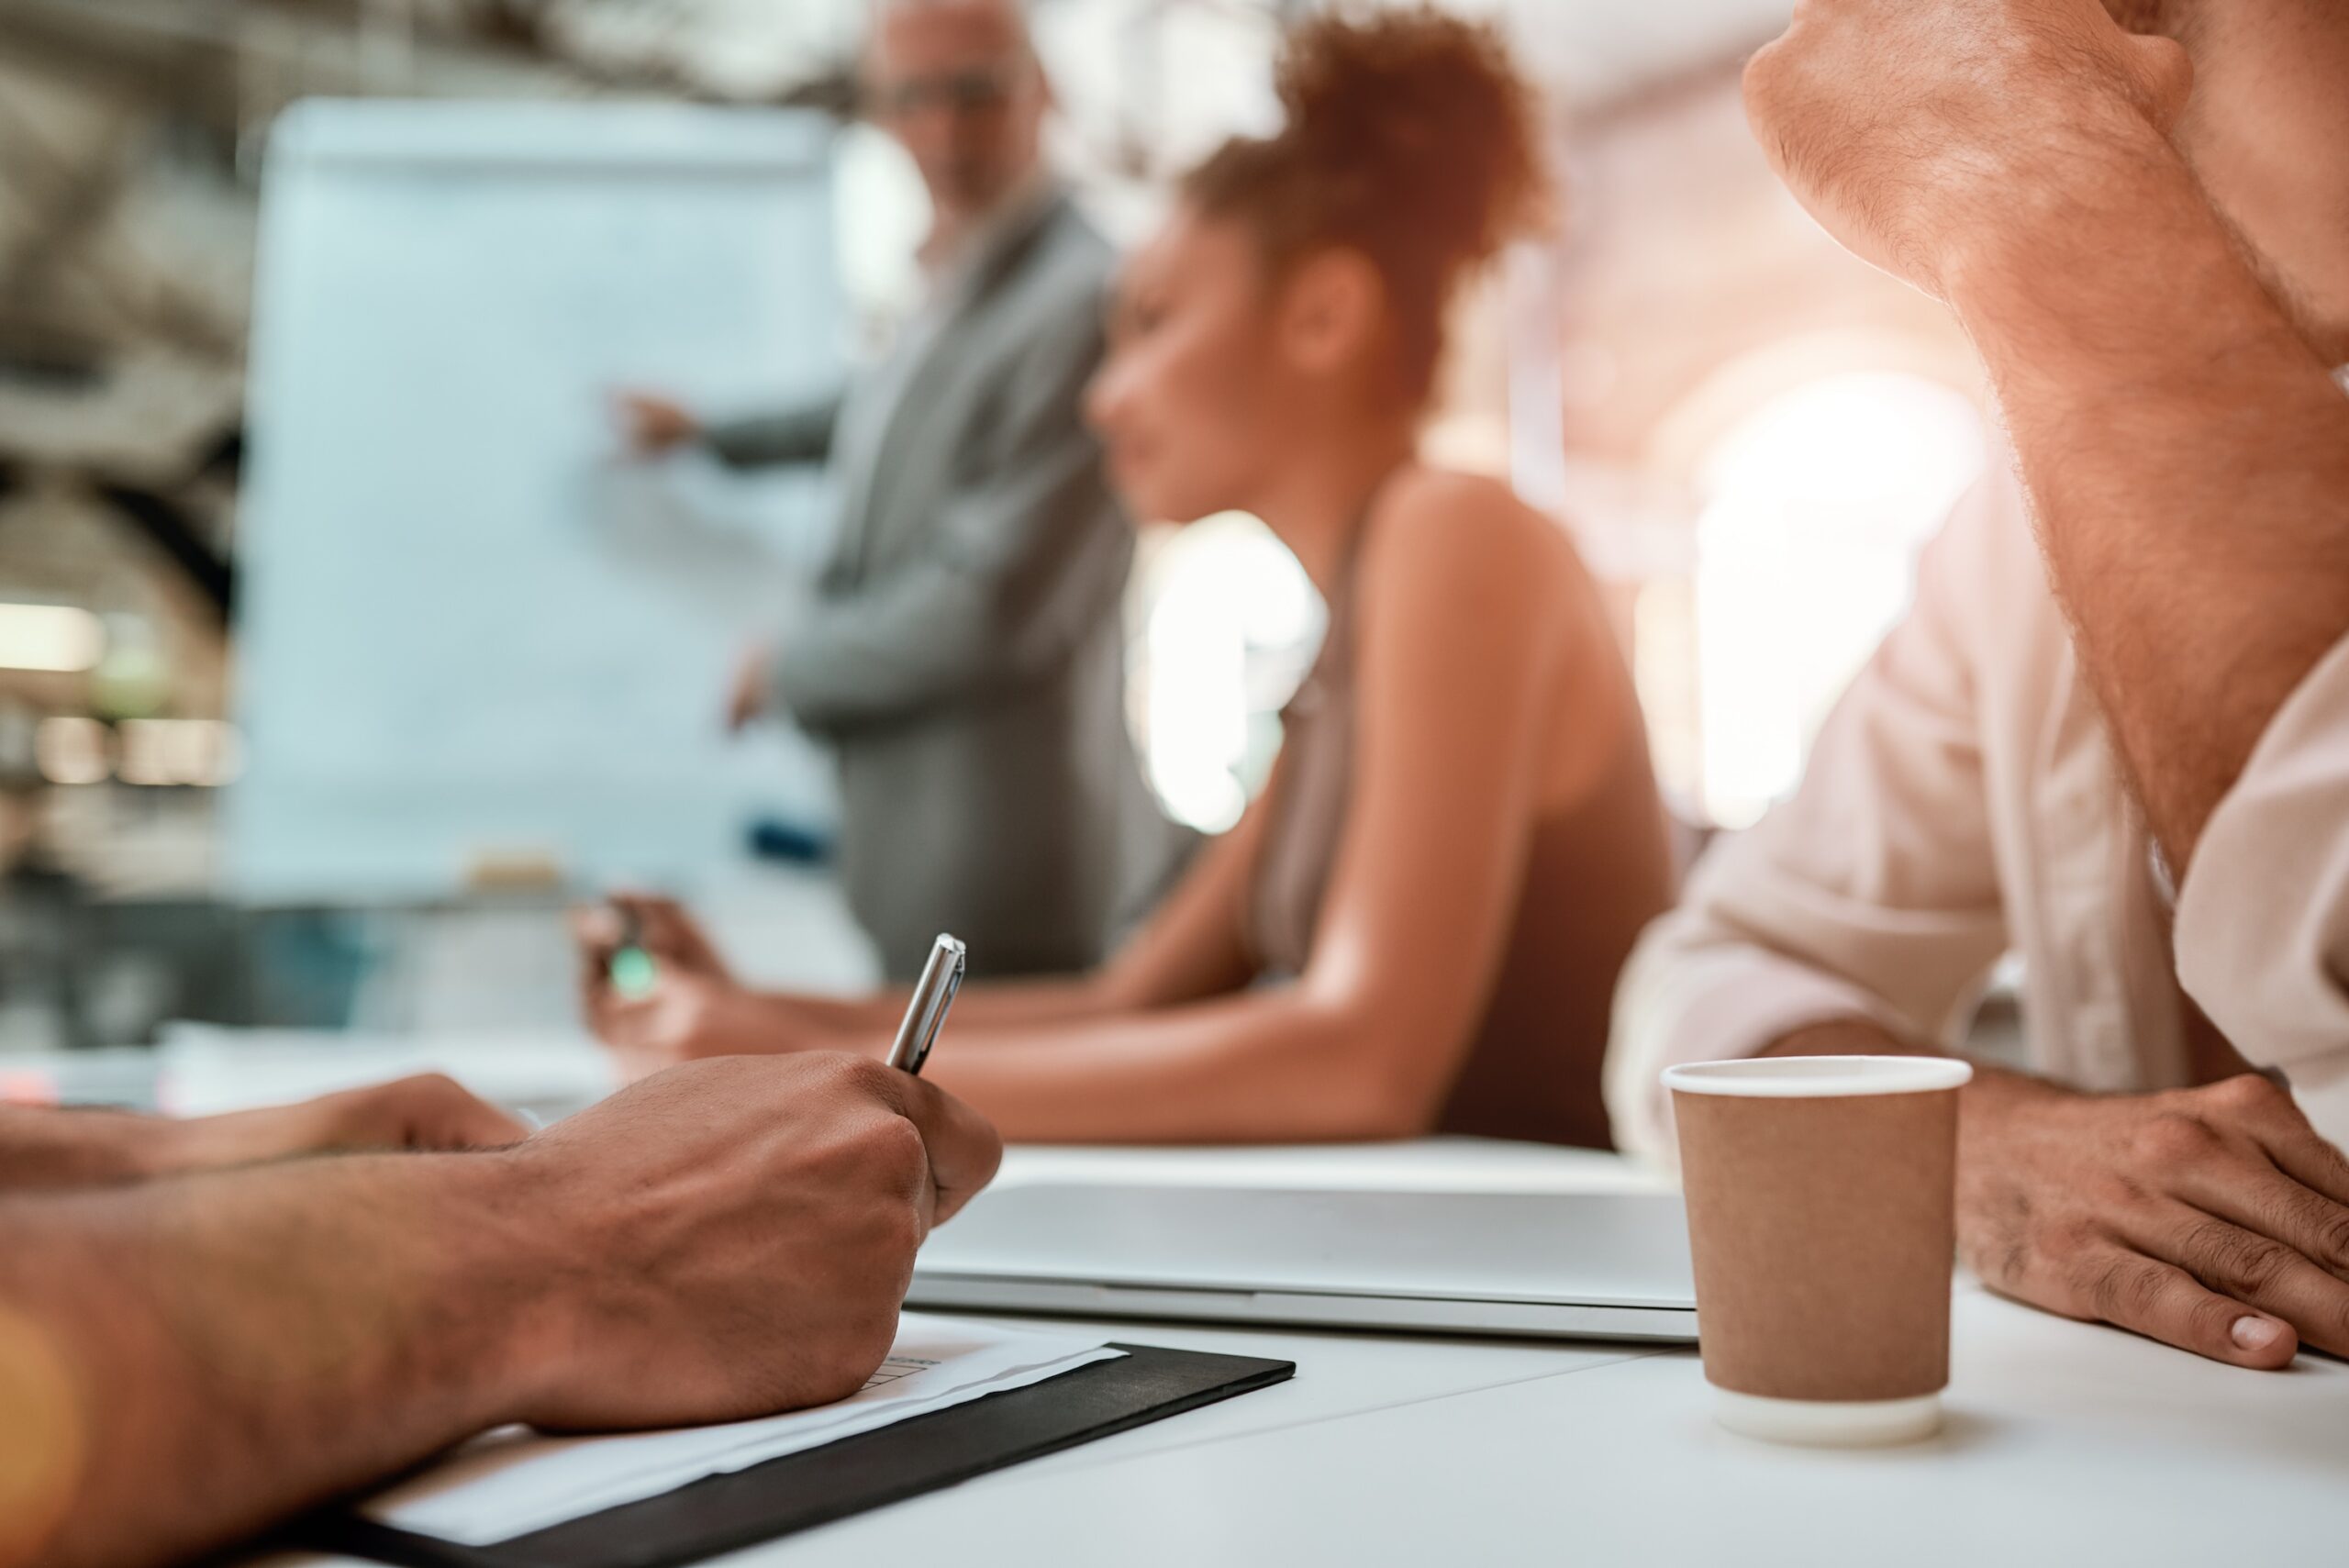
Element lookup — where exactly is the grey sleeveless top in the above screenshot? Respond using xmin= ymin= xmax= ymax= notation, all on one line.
xmin=1243 ymin=506 xmax=1677 ymax=1148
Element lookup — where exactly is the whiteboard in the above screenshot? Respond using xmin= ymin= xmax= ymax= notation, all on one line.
xmin=230 ymin=99 xmax=846 ymax=902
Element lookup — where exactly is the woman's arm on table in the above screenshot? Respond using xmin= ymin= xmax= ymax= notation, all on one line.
xmin=579 ymin=787 xmax=1271 ymax=1051
xmin=773 ymin=479 xmax=1574 ymax=1142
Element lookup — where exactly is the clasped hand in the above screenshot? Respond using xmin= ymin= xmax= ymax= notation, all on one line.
xmin=1743 ymin=0 xmax=2194 ymax=300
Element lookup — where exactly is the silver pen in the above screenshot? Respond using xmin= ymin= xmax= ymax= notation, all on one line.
xmin=885 ymin=934 xmax=967 ymax=1077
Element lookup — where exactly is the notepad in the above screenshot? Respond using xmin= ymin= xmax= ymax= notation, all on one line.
xmin=360 ymin=1315 xmax=1122 ymax=1546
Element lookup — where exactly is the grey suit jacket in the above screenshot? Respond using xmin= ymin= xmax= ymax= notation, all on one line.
xmin=706 ymin=194 xmax=1136 ymax=980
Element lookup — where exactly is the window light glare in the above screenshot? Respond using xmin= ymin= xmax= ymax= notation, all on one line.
xmin=33 ymin=717 xmax=109 ymax=785
xmin=0 ymin=605 xmax=105 ymax=673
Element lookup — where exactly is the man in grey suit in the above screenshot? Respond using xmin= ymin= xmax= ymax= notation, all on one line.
xmin=620 ymin=0 xmax=1138 ymax=979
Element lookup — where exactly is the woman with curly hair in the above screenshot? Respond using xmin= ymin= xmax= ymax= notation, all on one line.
xmin=582 ymin=6 xmax=1675 ymax=1149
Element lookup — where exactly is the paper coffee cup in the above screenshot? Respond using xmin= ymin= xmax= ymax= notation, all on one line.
xmin=1664 ymin=1056 xmax=1972 ymax=1448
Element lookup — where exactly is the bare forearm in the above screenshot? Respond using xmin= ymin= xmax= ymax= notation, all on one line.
xmin=0 ymin=1107 xmax=157 ymax=1191
xmin=0 ymin=1153 xmax=552 ymax=1568
xmin=756 ymin=972 xmax=1125 ymax=1038
xmin=675 ymin=973 xmax=1127 ymax=1057
xmin=1764 ymin=1015 xmax=2078 ymax=1105
xmin=1762 ymin=1017 xmax=1939 ymax=1061
xmin=1948 ymin=128 xmax=2349 ymax=867
xmin=851 ymin=992 xmax=1429 ymax=1144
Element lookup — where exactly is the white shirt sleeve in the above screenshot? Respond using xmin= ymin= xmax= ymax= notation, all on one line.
xmin=1606 ymin=478 xmax=2019 ymax=1164
xmin=2173 ymin=632 xmax=2349 ymax=1144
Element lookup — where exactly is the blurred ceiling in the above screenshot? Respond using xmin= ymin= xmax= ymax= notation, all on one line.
xmin=0 ymin=0 xmax=1792 ymax=490
xmin=1499 ymin=0 xmax=1790 ymax=108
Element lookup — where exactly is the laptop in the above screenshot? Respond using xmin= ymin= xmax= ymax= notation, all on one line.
xmin=908 ymin=1184 xmax=1699 ymax=1342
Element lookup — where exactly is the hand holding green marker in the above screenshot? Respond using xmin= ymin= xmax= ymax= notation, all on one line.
xmin=608 ymin=906 xmax=661 ymax=1001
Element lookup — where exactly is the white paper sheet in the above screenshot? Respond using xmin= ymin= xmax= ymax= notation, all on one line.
xmin=153 ymin=1024 xmax=617 ymax=1121
xmin=364 ymin=1315 xmax=1123 ymax=1545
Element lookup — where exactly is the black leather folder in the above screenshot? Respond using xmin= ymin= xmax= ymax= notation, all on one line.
xmin=301 ymin=1343 xmax=1295 ymax=1568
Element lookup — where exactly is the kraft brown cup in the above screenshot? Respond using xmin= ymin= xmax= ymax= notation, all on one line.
xmin=1664 ymin=1056 xmax=1973 ymax=1447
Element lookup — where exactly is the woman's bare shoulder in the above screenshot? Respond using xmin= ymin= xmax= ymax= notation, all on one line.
xmin=1362 ymin=466 xmax=1582 ymax=603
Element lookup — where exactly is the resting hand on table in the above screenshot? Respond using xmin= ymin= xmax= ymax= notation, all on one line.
xmin=504 ymin=1053 xmax=1002 ymax=1429
xmin=163 ymin=1073 xmax=528 ymax=1168
xmin=0 ymin=1073 xmax=526 ymax=1192
xmin=1742 ymin=0 xmax=2193 ymax=300
xmin=1956 ymin=1068 xmax=2349 ymax=1370
xmin=1769 ymin=1020 xmax=2349 ymax=1368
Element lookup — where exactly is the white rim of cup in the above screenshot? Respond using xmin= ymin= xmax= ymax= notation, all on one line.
xmin=1661 ymin=1055 xmax=1974 ymax=1098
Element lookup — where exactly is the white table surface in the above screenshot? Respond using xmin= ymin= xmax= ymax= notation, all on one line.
xmin=985 ymin=1137 xmax=1675 ymax=1195
xmin=252 ymin=1142 xmax=2347 ymax=1568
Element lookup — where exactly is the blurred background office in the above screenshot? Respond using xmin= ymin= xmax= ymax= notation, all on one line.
xmin=0 ymin=0 xmax=1990 ymax=1091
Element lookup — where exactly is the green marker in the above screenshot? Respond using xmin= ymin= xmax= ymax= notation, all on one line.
xmin=609 ymin=906 xmax=660 ymax=1001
